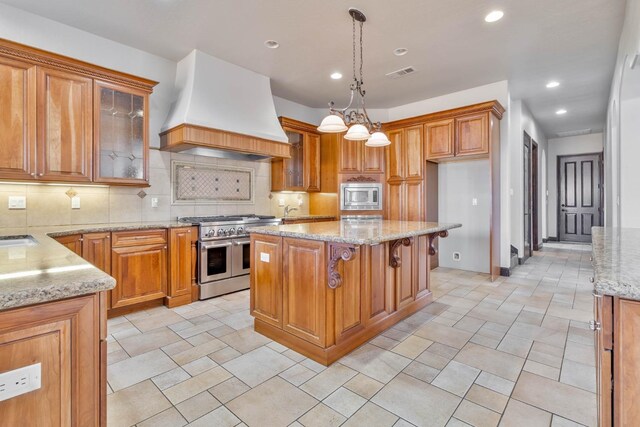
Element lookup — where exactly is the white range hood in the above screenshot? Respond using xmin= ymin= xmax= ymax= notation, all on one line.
xmin=161 ymin=50 xmax=290 ymax=159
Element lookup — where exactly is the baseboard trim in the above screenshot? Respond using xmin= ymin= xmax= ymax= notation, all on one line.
xmin=518 ymin=257 xmax=525 ymax=265
xmin=546 ymin=236 xmax=559 ymax=242
xmin=500 ymin=267 xmax=511 ymax=277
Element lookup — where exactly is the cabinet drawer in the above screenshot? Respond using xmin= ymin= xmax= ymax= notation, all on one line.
xmin=112 ymin=229 xmax=167 ymax=247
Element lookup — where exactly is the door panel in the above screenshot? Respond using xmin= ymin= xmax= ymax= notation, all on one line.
xmin=111 ymin=244 xmax=167 ymax=308
xmin=304 ymin=132 xmax=321 ymax=191
xmin=456 ymin=113 xmax=489 ymax=157
xmin=559 ymin=153 xmax=602 ymax=242
xmin=250 ymin=235 xmax=282 ymax=327
xmin=523 ymin=134 xmax=531 ymax=260
xmin=340 ymin=137 xmax=362 ymax=173
xmin=404 ymin=126 xmax=423 ymax=179
xmin=386 ymin=181 xmax=403 ymax=220
xmin=385 ymin=129 xmax=403 ymax=181
xmin=425 ymin=119 xmax=454 ymax=160
xmin=363 ymin=145 xmax=384 ymax=173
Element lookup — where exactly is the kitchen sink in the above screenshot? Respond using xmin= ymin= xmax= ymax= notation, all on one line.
xmin=0 ymin=235 xmax=38 ymax=248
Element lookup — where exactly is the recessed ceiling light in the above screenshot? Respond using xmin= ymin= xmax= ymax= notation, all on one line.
xmin=264 ymin=40 xmax=280 ymax=49
xmin=393 ymin=48 xmax=409 ymax=56
xmin=546 ymin=81 xmax=560 ymax=88
xmin=484 ymin=10 xmax=504 ymax=23
xmin=556 ymin=109 xmax=567 ymax=115
xmin=330 ymin=72 xmax=343 ymax=80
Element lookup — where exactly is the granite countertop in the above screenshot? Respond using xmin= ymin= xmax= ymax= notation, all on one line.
xmin=0 ymin=221 xmax=197 ymax=312
xmin=280 ymin=215 xmax=337 ymax=221
xmin=248 ymin=220 xmax=462 ymax=245
xmin=592 ymin=227 xmax=640 ymax=301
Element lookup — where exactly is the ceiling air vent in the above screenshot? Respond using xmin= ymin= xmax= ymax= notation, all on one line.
xmin=555 ymin=128 xmax=592 ymax=138
xmin=386 ymin=66 xmax=417 ymax=79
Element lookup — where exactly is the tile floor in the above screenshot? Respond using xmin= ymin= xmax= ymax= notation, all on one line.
xmin=107 ymin=243 xmax=597 ymax=427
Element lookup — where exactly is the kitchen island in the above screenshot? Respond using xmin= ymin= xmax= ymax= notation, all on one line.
xmin=248 ymin=220 xmax=461 ymax=365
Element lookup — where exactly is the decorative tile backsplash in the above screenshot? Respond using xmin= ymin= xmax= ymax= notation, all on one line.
xmin=172 ymin=161 xmax=253 ymax=204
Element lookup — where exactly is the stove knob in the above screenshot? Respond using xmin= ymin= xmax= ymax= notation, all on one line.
xmin=237 ymin=226 xmax=244 ymax=234
xmin=216 ymin=229 xmax=224 ymax=237
xmin=228 ymin=228 xmax=236 ymax=235
xmin=206 ymin=230 xmax=215 ymax=238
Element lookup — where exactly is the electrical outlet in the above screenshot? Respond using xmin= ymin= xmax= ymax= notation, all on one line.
xmin=71 ymin=196 xmax=81 ymax=209
xmin=298 ymin=198 xmax=303 ymax=206
xmin=452 ymin=252 xmax=461 ymax=262
xmin=0 ymin=363 xmax=41 ymax=402
xmin=8 ymin=196 xmax=26 ymax=210
xmin=278 ymin=198 xmax=285 ymax=207
xmin=472 ymin=198 xmax=478 ymax=206
xmin=151 ymin=198 xmax=159 ymax=208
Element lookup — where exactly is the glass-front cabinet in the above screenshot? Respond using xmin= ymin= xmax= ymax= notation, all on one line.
xmin=284 ymin=130 xmax=305 ymax=190
xmin=94 ymin=81 xmax=149 ymax=185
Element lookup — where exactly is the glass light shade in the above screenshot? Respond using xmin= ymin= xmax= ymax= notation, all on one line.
xmin=365 ymin=131 xmax=391 ymax=147
xmin=317 ymin=114 xmax=348 ymax=133
xmin=344 ymin=124 xmax=371 ymax=141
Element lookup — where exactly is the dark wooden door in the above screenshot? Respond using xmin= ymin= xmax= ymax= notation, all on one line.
xmin=523 ymin=133 xmax=532 ymax=260
xmin=559 ymin=153 xmax=602 ymax=242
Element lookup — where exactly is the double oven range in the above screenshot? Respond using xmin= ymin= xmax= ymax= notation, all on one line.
xmin=178 ymin=215 xmax=281 ymax=299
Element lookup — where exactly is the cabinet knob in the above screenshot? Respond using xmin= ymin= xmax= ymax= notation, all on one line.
xmin=38 ymin=173 xmax=44 ymax=177
xmin=164 ymin=245 xmax=167 ymax=249
xmin=589 ymin=277 xmax=595 ymax=283
xmin=30 ymin=172 xmax=36 ymax=177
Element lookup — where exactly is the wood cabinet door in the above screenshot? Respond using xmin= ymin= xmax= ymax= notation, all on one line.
xmin=415 ymin=235 xmax=430 ymax=300
xmin=340 ymin=137 xmax=363 ymax=173
xmin=334 ymin=245 xmax=364 ymax=344
xmin=111 ymin=243 xmax=167 ymax=308
xmin=168 ymin=228 xmax=193 ymax=300
xmin=36 ymin=67 xmax=93 ymax=182
xmin=614 ymin=298 xmax=640 ymax=426
xmin=363 ymin=145 xmax=385 ymax=173
xmin=0 ymin=57 xmax=36 ymax=180
xmin=394 ymin=240 xmax=416 ymax=310
xmin=304 ymin=132 xmax=321 ymax=192
xmin=250 ymin=235 xmax=283 ymax=328
xmin=386 ymin=181 xmax=404 ymax=221
xmin=82 ymin=232 xmax=111 ymax=274
xmin=425 ymin=119 xmax=454 ymax=160
xmin=385 ymin=129 xmax=404 ymax=181
xmin=363 ymin=243 xmax=393 ymax=325
xmin=456 ymin=112 xmax=489 ymax=157
xmin=283 ymin=238 xmax=326 ymax=346
xmin=283 ymin=129 xmax=305 ymax=190
xmin=595 ymin=295 xmax=612 ymax=427
xmin=94 ymin=81 xmax=149 ymax=185
xmin=55 ymin=234 xmax=83 ymax=256
xmin=404 ymin=125 xmax=423 ymax=180
xmin=404 ymin=180 xmax=424 ymax=221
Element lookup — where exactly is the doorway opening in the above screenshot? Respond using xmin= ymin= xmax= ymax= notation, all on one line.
xmin=523 ymin=132 xmax=539 ymax=262
xmin=557 ymin=152 xmax=604 ymax=242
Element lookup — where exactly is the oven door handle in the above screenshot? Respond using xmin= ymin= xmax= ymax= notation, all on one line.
xmin=201 ymin=241 xmax=233 ymax=249
xmin=233 ymin=240 xmax=251 ymax=246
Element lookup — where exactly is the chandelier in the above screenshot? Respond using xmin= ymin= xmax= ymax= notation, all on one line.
xmin=317 ymin=8 xmax=391 ymax=147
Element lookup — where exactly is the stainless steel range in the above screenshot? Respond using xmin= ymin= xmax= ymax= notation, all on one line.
xmin=178 ymin=214 xmax=281 ymax=299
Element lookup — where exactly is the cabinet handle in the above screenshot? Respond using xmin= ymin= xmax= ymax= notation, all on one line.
xmin=589 ymin=320 xmax=601 ymax=331
xmin=164 ymin=245 xmax=167 ymax=249
xmin=79 ymin=238 xmax=84 ymax=242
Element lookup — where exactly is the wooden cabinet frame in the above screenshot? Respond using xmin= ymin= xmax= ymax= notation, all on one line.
xmin=272 ymin=117 xmax=322 ymax=192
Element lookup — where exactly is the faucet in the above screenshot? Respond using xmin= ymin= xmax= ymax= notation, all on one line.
xmin=284 ymin=205 xmax=298 ymax=217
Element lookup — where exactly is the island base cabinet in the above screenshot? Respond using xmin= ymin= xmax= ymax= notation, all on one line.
xmin=0 ymin=293 xmax=106 ymax=426
xmin=251 ymin=235 xmax=436 ymax=365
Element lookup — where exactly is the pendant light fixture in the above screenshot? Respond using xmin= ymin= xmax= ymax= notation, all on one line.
xmin=317 ymin=8 xmax=390 ymax=147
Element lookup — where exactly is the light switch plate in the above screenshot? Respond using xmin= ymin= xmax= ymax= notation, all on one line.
xmin=472 ymin=198 xmax=478 ymax=206
xmin=0 ymin=363 xmax=41 ymax=402
xmin=278 ymin=198 xmax=285 ymax=207
xmin=8 ymin=196 xmax=26 ymax=210
xmin=260 ymin=252 xmax=270 ymax=263
xmin=151 ymin=198 xmax=159 ymax=208
xmin=71 ymin=196 xmax=81 ymax=209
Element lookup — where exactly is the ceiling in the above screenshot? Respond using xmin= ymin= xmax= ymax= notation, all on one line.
xmin=1 ymin=0 xmax=625 ymax=137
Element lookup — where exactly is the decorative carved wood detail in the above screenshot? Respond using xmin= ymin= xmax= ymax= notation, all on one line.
xmin=345 ymin=175 xmax=377 ymax=182
xmin=428 ymin=230 xmax=449 ymax=255
xmin=389 ymin=237 xmax=414 ymax=268
xmin=0 ymin=38 xmax=157 ymax=92
xmin=328 ymin=244 xmax=357 ymax=289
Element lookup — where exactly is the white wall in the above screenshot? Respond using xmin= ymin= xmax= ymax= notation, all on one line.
xmin=546 ymin=133 xmax=604 ymax=238
xmin=509 ymin=100 xmax=548 ymax=257
xmin=620 ymin=97 xmax=640 ymax=226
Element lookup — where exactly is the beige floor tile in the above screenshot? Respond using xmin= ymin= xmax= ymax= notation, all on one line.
xmin=371 ymin=334 xmax=402 ymax=350
xmin=107 ymin=380 xmax=172 ymax=427
xmin=432 ymin=360 xmax=480 ymax=397
xmin=559 ymin=359 xmax=596 ymax=392
xmin=208 ymin=377 xmax=250 ymax=403
xmin=402 ymin=360 xmax=440 ymax=383
xmin=496 ymin=335 xmax=533 ymax=358
xmin=186 ymin=406 xmax=240 ymax=427
xmin=298 ymin=403 xmax=347 ymax=427
xmin=474 ymin=372 xmax=515 ymax=396
xmin=279 ymin=363 xmax=317 ymax=387
xmin=465 ymin=384 xmax=509 ymax=413
xmin=551 ymin=415 xmax=585 ymax=426
xmin=499 ymin=398 xmax=552 ymax=427
xmin=323 ymin=387 xmax=367 ymax=417
xmin=208 ymin=346 xmax=242 ymax=364
xmin=131 ymin=311 xmax=185 ymax=332
xmin=227 ymin=377 xmax=318 ymax=427
xmin=344 ymin=373 xmax=385 ymax=399
xmin=171 ymin=338 xmax=227 ymax=366
xmin=454 ymin=400 xmax=501 ymax=427
xmin=222 ymin=346 xmax=295 ymax=387
xmin=108 ymin=349 xmax=178 ymax=391
xmin=512 ymin=372 xmax=596 ymax=426
xmin=372 ymin=373 xmax=461 ymax=427
xmin=118 ymin=327 xmax=181 ymax=357
xmin=175 ymin=391 xmax=221 ymax=422
xmin=152 ymin=367 xmax=191 ymax=391
xmin=415 ymin=349 xmax=450 ymax=369
xmin=218 ymin=327 xmax=271 ymax=353
xmin=163 ymin=366 xmax=233 ymax=404
xmin=523 ymin=360 xmax=560 ymax=380
xmin=342 ymin=402 xmax=399 ymax=427
xmin=162 ymin=340 xmax=194 ymax=356
xmin=455 ymin=343 xmax=525 ymax=381
xmin=340 ymin=344 xmax=412 ymax=383
xmin=446 ymin=418 xmax=474 ymax=427
xmin=414 ymin=322 xmax=473 ymax=349
xmin=564 ymin=341 xmax=595 ymax=367
xmin=391 ymin=335 xmax=434 ymax=359
xmin=183 ymin=357 xmax=218 ymax=376
xmin=137 ymin=407 xmax=187 ymax=427
xmin=299 ymin=363 xmax=358 ymax=399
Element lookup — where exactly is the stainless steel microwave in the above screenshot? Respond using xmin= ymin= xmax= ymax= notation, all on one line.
xmin=340 ymin=183 xmax=383 ymax=211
